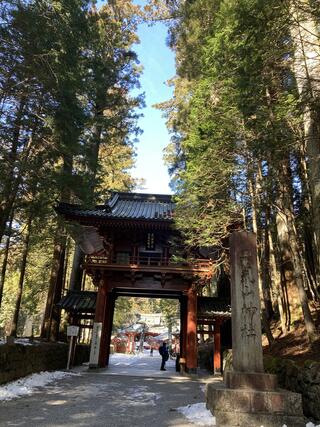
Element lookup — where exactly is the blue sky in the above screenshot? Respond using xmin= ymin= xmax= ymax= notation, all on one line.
xmin=131 ymin=22 xmax=175 ymax=194
xmin=97 ymin=1 xmax=175 ymax=194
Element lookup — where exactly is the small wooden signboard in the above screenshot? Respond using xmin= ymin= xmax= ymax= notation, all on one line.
xmin=67 ymin=325 xmax=79 ymax=337
xmin=67 ymin=325 xmax=79 ymax=369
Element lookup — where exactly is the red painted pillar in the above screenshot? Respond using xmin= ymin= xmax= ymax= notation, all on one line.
xmin=180 ymin=295 xmax=188 ymax=361
xmin=213 ymin=319 xmax=222 ymax=373
xmin=103 ymin=291 xmax=115 ymax=367
xmin=186 ymin=287 xmax=197 ymax=373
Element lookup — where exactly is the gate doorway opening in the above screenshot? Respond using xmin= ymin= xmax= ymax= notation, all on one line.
xmin=108 ymin=296 xmax=180 ymax=374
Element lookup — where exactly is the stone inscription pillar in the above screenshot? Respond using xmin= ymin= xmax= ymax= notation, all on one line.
xmin=230 ymin=231 xmax=264 ymax=373
xmin=206 ymin=231 xmax=304 ymax=426
xmin=89 ymin=276 xmax=108 ymax=368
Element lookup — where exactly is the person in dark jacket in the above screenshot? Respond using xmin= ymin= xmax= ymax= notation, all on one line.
xmin=159 ymin=341 xmax=169 ymax=371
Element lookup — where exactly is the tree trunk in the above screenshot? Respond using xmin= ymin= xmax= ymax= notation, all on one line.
xmin=266 ymin=206 xmax=288 ymax=334
xmin=275 ymin=160 xmax=318 ymax=342
xmin=297 ymin=147 xmax=319 ymax=300
xmin=0 ymin=210 xmax=14 ymax=308
xmin=50 ymin=237 xmax=67 ymax=340
xmin=41 ymin=225 xmax=67 ymax=340
xmin=290 ymin=1 xmax=320 ymax=285
xmin=247 ymin=165 xmax=274 ymax=345
xmin=41 ymin=157 xmax=72 ymax=340
xmin=9 ymin=214 xmax=32 ymax=337
xmin=0 ymin=97 xmax=25 ymax=243
xmin=68 ymin=107 xmax=104 ymax=291
xmin=0 ymin=112 xmax=40 ymax=246
xmin=69 ymin=244 xmax=84 ymax=291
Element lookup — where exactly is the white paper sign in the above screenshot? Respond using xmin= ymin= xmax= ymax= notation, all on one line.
xmin=89 ymin=322 xmax=102 ymax=367
xmin=67 ymin=325 xmax=79 ymax=336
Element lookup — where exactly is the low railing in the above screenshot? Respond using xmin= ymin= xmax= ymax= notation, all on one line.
xmin=85 ymin=255 xmax=213 ymax=272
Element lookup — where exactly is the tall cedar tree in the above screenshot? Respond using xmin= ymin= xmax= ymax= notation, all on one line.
xmin=0 ymin=1 xmax=142 ymax=337
xmin=161 ymin=0 xmax=319 ymax=341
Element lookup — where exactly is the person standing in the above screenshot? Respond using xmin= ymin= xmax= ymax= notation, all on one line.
xmin=159 ymin=341 xmax=169 ymax=371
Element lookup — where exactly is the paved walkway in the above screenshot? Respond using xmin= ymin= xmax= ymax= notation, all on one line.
xmin=0 ymin=353 xmax=219 ymax=427
xmin=107 ymin=352 xmax=183 ymax=378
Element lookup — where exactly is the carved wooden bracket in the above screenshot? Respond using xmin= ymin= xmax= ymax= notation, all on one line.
xmin=123 ymin=271 xmax=143 ymax=285
xmin=191 ymin=278 xmax=208 ymax=293
xmin=153 ymin=273 xmax=173 ymax=288
xmin=92 ymin=270 xmax=102 ymax=287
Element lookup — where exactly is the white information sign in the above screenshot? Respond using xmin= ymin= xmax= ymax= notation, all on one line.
xmin=89 ymin=322 xmax=102 ymax=367
xmin=67 ymin=325 xmax=79 ymax=336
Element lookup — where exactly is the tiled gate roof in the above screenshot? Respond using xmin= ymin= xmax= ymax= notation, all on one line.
xmin=57 ymin=291 xmax=96 ymax=313
xmin=197 ymin=296 xmax=231 ymax=318
xmin=56 ymin=192 xmax=175 ymax=222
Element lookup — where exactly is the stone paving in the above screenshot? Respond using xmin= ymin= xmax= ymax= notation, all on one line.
xmin=0 ymin=353 xmax=217 ymax=427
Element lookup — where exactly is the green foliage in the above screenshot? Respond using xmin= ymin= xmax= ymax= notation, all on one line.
xmin=161 ymin=0 xmax=301 ymax=246
xmin=0 ymin=271 xmax=19 ymax=335
xmin=160 ymin=299 xmax=179 ymax=327
xmin=0 ymin=0 xmax=143 ymax=334
xmin=161 ymin=0 xmax=320 ymax=339
xmin=113 ymin=297 xmax=179 ymax=332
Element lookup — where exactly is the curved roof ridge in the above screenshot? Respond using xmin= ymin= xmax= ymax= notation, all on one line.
xmin=56 ymin=191 xmax=175 ymax=222
xmin=106 ymin=191 xmax=173 ymax=204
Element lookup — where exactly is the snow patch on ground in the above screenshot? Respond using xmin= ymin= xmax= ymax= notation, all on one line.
xmin=0 ymin=338 xmax=41 ymax=346
xmin=0 ymin=371 xmax=80 ymax=401
xmin=110 ymin=351 xmax=156 ymax=365
xmin=177 ymin=402 xmax=216 ymax=426
xmin=15 ymin=338 xmax=41 ymax=346
xmin=283 ymin=424 xmax=320 ymax=427
xmin=127 ymin=385 xmax=161 ymax=407
xmin=200 ymin=384 xmax=206 ymax=393
xmin=110 ymin=352 xmax=151 ymax=367
xmin=277 ymin=421 xmax=320 ymax=427
xmin=176 ymin=404 xmax=319 ymax=427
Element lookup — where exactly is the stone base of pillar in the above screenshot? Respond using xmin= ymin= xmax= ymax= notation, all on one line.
xmin=225 ymin=371 xmax=278 ymax=391
xmin=206 ymin=382 xmax=305 ymax=427
xmin=186 ymin=367 xmax=197 ymax=375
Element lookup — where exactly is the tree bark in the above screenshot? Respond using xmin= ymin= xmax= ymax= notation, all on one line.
xmin=247 ymin=164 xmax=274 ymax=345
xmin=9 ymin=214 xmax=32 ymax=337
xmin=0 ymin=210 xmax=14 ymax=308
xmin=41 ymin=225 xmax=67 ymax=340
xmin=266 ymin=206 xmax=288 ymax=334
xmin=41 ymin=156 xmax=72 ymax=340
xmin=290 ymin=1 xmax=320 ymax=285
xmin=297 ymin=146 xmax=320 ymax=300
xmin=0 ymin=97 xmax=25 ymax=243
xmin=68 ymin=103 xmax=104 ymax=290
xmin=275 ymin=160 xmax=318 ymax=342
xmin=69 ymin=244 xmax=84 ymax=291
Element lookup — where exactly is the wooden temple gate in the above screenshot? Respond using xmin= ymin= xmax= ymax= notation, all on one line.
xmin=56 ymin=192 xmax=231 ymax=373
